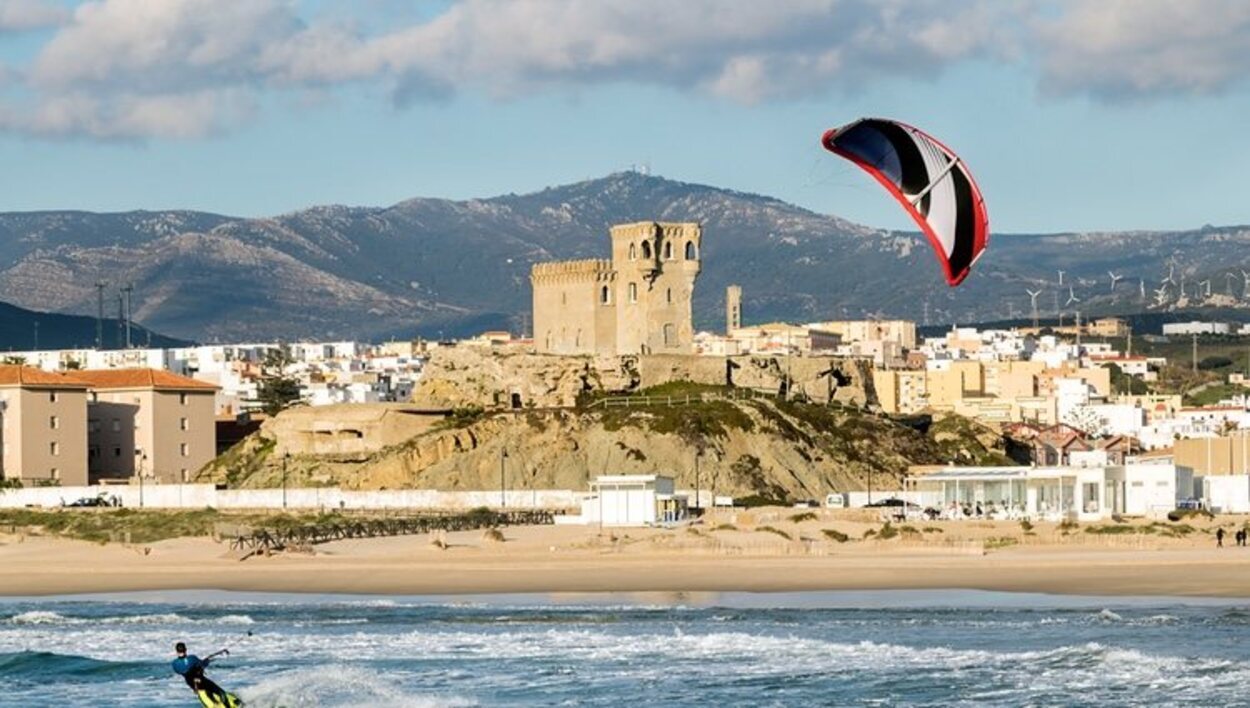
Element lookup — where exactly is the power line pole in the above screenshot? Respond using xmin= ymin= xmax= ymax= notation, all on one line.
xmin=121 ymin=284 xmax=134 ymax=349
xmin=1192 ymin=333 xmax=1199 ymax=373
xmin=94 ymin=281 xmax=106 ymax=350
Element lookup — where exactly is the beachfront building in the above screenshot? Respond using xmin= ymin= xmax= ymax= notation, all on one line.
xmin=75 ymin=369 xmax=218 ymax=484
xmin=907 ymin=461 xmax=1193 ymax=521
xmin=0 ymin=366 xmax=90 ymax=486
xmin=572 ymin=475 xmax=688 ymax=526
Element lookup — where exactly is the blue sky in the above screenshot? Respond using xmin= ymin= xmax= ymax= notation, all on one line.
xmin=1 ymin=0 xmax=1248 ymax=233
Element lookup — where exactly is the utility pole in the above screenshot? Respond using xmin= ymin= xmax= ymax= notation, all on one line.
xmin=1193 ymin=333 xmax=1199 ymax=373
xmin=116 ymin=295 xmax=125 ymax=348
xmin=499 ymin=449 xmax=509 ymax=508
xmin=32 ymin=321 xmax=38 ymax=350
xmin=94 ymin=282 xmax=106 ymax=349
xmin=1075 ymin=311 xmax=1082 ymax=347
xmin=282 ymin=452 xmax=290 ymax=509
xmin=694 ymin=451 xmax=701 ymax=513
xmin=1126 ymin=323 xmax=1133 ymax=358
xmin=121 ymin=284 xmax=134 ymax=349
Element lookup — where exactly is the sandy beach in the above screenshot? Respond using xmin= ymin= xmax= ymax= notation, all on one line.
xmin=3 ymin=509 xmax=1250 ymax=598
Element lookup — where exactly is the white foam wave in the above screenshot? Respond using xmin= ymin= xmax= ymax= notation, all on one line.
xmin=241 ymin=665 xmax=476 ymax=708
xmin=1097 ymin=608 xmax=1124 ymax=622
xmin=4 ymin=610 xmax=254 ymax=626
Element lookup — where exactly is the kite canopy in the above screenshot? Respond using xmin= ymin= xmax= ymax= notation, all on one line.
xmin=821 ymin=118 xmax=989 ymax=286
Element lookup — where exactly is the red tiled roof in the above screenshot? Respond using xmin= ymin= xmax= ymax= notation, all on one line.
xmin=0 ymin=365 xmax=89 ymax=389
xmin=72 ymin=368 xmax=219 ymax=391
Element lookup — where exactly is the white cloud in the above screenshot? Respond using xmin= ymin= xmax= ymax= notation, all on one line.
xmin=0 ymin=0 xmax=67 ymax=32
xmin=1035 ymin=0 xmax=1250 ymax=98
xmin=2 ymin=0 xmax=1248 ymax=140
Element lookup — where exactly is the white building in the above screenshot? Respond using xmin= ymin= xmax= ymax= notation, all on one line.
xmin=571 ymin=474 xmax=688 ymax=526
xmin=1162 ymin=321 xmax=1232 ymax=336
xmin=908 ymin=462 xmax=1193 ymax=521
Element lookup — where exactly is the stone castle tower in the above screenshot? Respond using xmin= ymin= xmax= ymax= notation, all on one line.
xmin=530 ymin=221 xmax=701 ymax=356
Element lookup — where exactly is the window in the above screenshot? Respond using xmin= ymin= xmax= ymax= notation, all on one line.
xmin=685 ymin=241 xmax=697 ymax=260
xmin=666 ymin=288 xmax=672 ymax=304
xmin=664 ymin=241 xmax=673 ymax=260
xmin=180 ymin=443 xmax=190 ymax=457
xmin=179 ymin=393 xmax=188 ymax=405
xmin=641 ymin=241 xmax=652 ymax=259
xmin=111 ymin=419 xmax=120 ymax=432
xmin=629 ymin=243 xmax=637 ymax=260
xmin=50 ymin=441 xmax=59 ymax=456
xmin=629 ymin=283 xmax=638 ymax=303
xmin=180 ymin=469 xmax=189 ymax=482
xmin=113 ymin=447 xmax=122 ymax=457
xmin=180 ymin=417 xmax=189 ymax=431
xmin=49 ymin=392 xmax=58 ymax=403
xmin=663 ymin=323 xmax=676 ymax=346
xmin=50 ymin=468 xmax=58 ymax=480
xmin=600 ymin=285 xmax=610 ymax=304
xmin=49 ymin=415 xmax=58 ymax=430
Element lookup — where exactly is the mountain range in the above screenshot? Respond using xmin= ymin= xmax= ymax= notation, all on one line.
xmin=1 ymin=172 xmax=1248 ymax=342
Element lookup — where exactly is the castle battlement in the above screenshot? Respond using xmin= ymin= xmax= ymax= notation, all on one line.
xmin=532 ymin=222 xmax=701 ymax=356
xmin=529 ymin=259 xmax=614 ymax=285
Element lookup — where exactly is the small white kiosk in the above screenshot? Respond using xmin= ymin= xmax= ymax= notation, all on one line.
xmin=575 ymin=474 xmax=688 ymax=527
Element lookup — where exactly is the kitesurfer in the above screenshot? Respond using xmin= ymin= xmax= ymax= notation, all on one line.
xmin=172 ymin=641 xmax=231 ymax=706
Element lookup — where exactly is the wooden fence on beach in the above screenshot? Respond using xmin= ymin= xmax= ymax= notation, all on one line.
xmin=224 ymin=509 xmax=554 ymax=556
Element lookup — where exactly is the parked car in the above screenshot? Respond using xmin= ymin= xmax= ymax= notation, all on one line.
xmin=824 ymin=493 xmax=847 ymax=509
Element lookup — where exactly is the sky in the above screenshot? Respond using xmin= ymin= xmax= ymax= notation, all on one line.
xmin=0 ymin=0 xmax=1248 ymax=234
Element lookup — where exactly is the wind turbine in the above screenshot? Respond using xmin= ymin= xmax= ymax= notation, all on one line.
xmin=1057 ymin=269 xmax=1065 ymax=287
xmin=1162 ymin=263 xmax=1176 ymax=286
xmin=1139 ymin=278 xmax=1146 ymax=300
xmin=1226 ymin=272 xmax=1238 ymax=296
xmin=1065 ymin=286 xmax=1080 ymax=307
xmin=1026 ymin=289 xmax=1042 ymax=328
xmin=1153 ymin=284 xmax=1169 ymax=307
xmin=1200 ymin=279 xmax=1212 ymax=298
xmin=1108 ymin=271 xmax=1123 ymax=293
xmin=1242 ymin=269 xmax=1250 ymax=299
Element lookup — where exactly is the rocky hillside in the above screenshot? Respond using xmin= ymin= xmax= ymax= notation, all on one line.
xmin=3 ymin=172 xmax=1248 ymax=341
xmin=199 ymin=392 xmax=1010 ymax=502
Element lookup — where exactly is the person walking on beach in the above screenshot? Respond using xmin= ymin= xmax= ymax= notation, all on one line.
xmin=1216 ymin=528 xmax=1225 ymax=548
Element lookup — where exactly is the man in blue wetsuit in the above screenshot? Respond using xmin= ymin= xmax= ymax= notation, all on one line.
xmin=172 ymin=641 xmax=230 ymax=705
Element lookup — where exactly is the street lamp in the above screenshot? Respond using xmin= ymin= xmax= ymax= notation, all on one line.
xmin=282 ymin=452 xmax=290 ymax=510
xmin=499 ymin=449 xmax=509 ymax=508
xmin=694 ymin=450 xmax=702 ymax=513
xmin=136 ymin=449 xmax=147 ymax=509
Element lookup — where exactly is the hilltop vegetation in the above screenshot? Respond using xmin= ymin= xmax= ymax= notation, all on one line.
xmin=203 ymin=389 xmax=1012 ymax=503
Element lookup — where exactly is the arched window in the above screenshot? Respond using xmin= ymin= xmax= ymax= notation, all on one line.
xmin=663 ymin=323 xmax=676 ymax=346
xmin=685 ymin=241 xmax=697 ymax=260
xmin=641 ymin=241 xmax=652 ymax=259
xmin=629 ymin=282 xmax=638 ymax=303
xmin=629 ymin=243 xmax=637 ymax=260
xmin=666 ymin=287 xmax=672 ymax=304
xmin=600 ymin=285 xmax=610 ymax=304
xmin=561 ymin=292 xmax=567 ymax=305
xmin=664 ymin=242 xmax=673 ymax=260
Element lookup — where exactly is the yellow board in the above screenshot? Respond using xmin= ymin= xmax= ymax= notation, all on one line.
xmin=196 ymin=689 xmax=243 ymax=708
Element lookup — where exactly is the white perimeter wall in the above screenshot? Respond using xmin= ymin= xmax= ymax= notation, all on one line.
xmin=1202 ymin=475 xmax=1250 ymax=514
xmin=0 ymin=484 xmax=580 ymax=511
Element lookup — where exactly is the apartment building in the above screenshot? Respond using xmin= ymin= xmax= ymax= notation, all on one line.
xmin=0 ymin=366 xmax=89 ymax=486
xmin=75 ymin=369 xmax=218 ymax=484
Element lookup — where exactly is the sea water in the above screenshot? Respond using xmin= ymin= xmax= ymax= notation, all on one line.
xmin=1 ymin=590 xmax=1249 ymax=707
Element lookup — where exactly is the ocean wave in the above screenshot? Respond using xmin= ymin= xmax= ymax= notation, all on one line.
xmin=240 ymin=664 xmax=476 ymax=708
xmin=3 ymin=610 xmax=255 ymax=626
